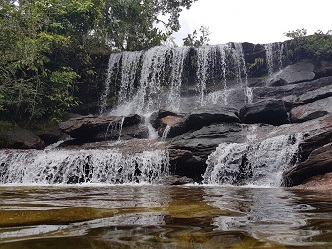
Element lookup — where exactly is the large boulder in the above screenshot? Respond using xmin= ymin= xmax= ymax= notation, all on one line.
xmin=283 ymin=143 xmax=332 ymax=186
xmin=0 ymin=127 xmax=45 ymax=150
xmin=59 ymin=114 xmax=143 ymax=142
xmin=170 ymin=123 xmax=251 ymax=160
xmin=239 ymin=99 xmax=289 ymax=125
xmin=186 ymin=106 xmax=240 ymax=130
xmin=268 ymin=61 xmax=315 ymax=86
xmin=290 ymin=96 xmax=332 ymax=122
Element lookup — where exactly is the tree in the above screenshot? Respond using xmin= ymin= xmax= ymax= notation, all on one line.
xmin=0 ymin=0 xmax=198 ymax=123
xmin=183 ymin=25 xmax=211 ymax=47
xmin=284 ymin=28 xmax=332 ymax=61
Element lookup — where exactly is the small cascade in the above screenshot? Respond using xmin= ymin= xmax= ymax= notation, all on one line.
xmin=161 ymin=125 xmax=171 ymax=142
xmin=264 ymin=42 xmax=284 ymax=76
xmin=0 ymin=149 xmax=169 ymax=185
xmin=203 ymin=133 xmax=302 ymax=187
xmin=105 ymin=116 xmax=125 ymax=141
xmin=100 ymin=53 xmax=122 ymax=114
xmin=143 ymin=113 xmax=159 ymax=140
xmin=167 ymin=46 xmax=190 ymax=111
xmin=232 ymin=42 xmax=252 ymax=104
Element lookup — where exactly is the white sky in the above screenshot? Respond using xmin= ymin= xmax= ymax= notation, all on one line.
xmin=173 ymin=0 xmax=332 ymax=45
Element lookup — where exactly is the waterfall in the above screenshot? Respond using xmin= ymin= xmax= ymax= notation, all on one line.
xmin=0 ymin=148 xmax=169 ymax=185
xmin=196 ymin=46 xmax=210 ymax=105
xmin=105 ymin=116 xmax=125 ymax=141
xmin=136 ymin=46 xmax=171 ymax=113
xmin=167 ymin=46 xmax=190 ymax=111
xmin=100 ymin=53 xmax=122 ymax=114
xmin=232 ymin=42 xmax=252 ymax=104
xmin=203 ymin=133 xmax=302 ymax=187
xmin=161 ymin=125 xmax=171 ymax=142
xmin=264 ymin=42 xmax=284 ymax=77
xmin=265 ymin=43 xmax=274 ymax=77
xmin=117 ymin=51 xmax=143 ymax=104
xmin=196 ymin=45 xmax=230 ymax=106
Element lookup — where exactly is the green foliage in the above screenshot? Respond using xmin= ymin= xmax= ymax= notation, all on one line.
xmin=285 ymin=28 xmax=332 ymax=61
xmin=183 ymin=26 xmax=211 ymax=47
xmin=0 ymin=0 xmax=197 ymax=123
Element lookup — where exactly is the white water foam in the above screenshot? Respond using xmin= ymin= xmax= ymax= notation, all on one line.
xmin=203 ymin=133 xmax=302 ymax=187
xmin=0 ymin=149 xmax=169 ymax=185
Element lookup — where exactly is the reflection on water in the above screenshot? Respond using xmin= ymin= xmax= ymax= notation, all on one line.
xmin=1 ymin=185 xmax=332 ymax=248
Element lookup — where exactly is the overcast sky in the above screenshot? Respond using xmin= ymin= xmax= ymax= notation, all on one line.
xmin=173 ymin=0 xmax=332 ymax=45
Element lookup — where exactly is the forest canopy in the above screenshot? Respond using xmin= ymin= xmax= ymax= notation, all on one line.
xmin=0 ymin=0 xmax=197 ymax=122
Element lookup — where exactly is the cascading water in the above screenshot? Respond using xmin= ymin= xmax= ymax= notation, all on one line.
xmin=264 ymin=42 xmax=284 ymax=77
xmin=105 ymin=116 xmax=125 ymax=141
xmin=100 ymin=53 xmax=122 ymax=114
xmin=0 ymin=148 xmax=169 ymax=185
xmin=232 ymin=42 xmax=252 ymax=104
xmin=161 ymin=125 xmax=171 ymax=142
xmin=203 ymin=133 xmax=302 ymax=187
xmin=117 ymin=51 xmax=143 ymax=104
xmin=167 ymin=46 xmax=190 ymax=111
xmin=136 ymin=46 xmax=171 ymax=114
xmin=196 ymin=46 xmax=211 ymax=105
xmin=196 ymin=44 xmax=230 ymax=106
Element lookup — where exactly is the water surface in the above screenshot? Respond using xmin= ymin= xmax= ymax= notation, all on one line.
xmin=1 ymin=185 xmax=332 ymax=248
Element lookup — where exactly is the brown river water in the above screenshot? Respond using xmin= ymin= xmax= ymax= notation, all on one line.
xmin=1 ymin=185 xmax=332 ymax=249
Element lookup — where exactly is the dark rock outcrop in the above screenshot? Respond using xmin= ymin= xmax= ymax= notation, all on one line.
xmin=283 ymin=143 xmax=332 ymax=186
xmin=168 ymin=149 xmax=205 ymax=182
xmin=59 ymin=114 xmax=143 ymax=142
xmin=253 ymin=76 xmax=332 ymax=109
xmin=0 ymin=127 xmax=45 ymax=150
xmin=186 ymin=106 xmax=239 ymax=130
xmin=239 ymin=99 xmax=289 ymax=125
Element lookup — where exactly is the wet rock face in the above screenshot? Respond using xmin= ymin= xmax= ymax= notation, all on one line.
xmin=283 ymin=143 xmax=332 ymax=186
xmin=268 ymin=62 xmax=315 ymax=86
xmin=239 ymin=99 xmax=289 ymax=126
xmin=59 ymin=114 xmax=143 ymax=142
xmin=290 ymin=96 xmax=332 ymax=122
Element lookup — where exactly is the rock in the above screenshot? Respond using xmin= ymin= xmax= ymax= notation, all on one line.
xmin=168 ymin=149 xmax=205 ymax=182
xmin=0 ymin=127 xmax=45 ymax=150
xmin=159 ymin=115 xmax=188 ymax=138
xmin=59 ymin=114 xmax=142 ymax=142
xmin=187 ymin=106 xmax=239 ymax=130
xmin=158 ymin=175 xmax=194 ymax=185
xmin=290 ymin=96 xmax=332 ymax=122
xmin=268 ymin=62 xmax=315 ymax=86
xmin=253 ymin=76 xmax=332 ymax=109
xmin=291 ymin=172 xmax=332 ymax=190
xmin=283 ymin=143 xmax=332 ymax=186
xmin=239 ymin=99 xmax=289 ymax=125
xmin=33 ymin=126 xmax=63 ymax=146
xmin=150 ymin=110 xmax=182 ymax=129
xmin=170 ymin=123 xmax=250 ymax=160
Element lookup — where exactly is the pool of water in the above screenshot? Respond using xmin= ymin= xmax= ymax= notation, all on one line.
xmin=1 ymin=185 xmax=332 ymax=248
